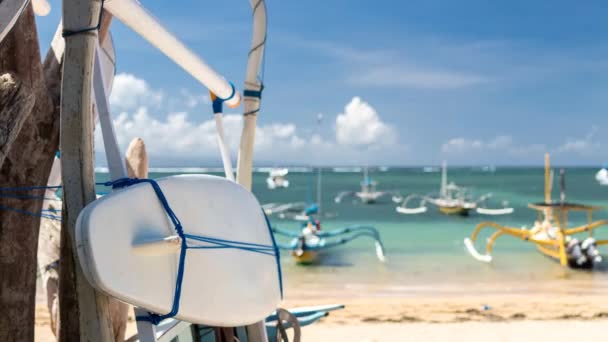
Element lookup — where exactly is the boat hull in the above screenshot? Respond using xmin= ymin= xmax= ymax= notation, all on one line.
xmin=535 ymin=245 xmax=596 ymax=269
xmin=291 ymin=250 xmax=318 ymax=264
xmin=438 ymin=206 xmax=471 ymax=216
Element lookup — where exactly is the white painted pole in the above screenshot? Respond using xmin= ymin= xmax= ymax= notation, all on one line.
xmin=61 ymin=0 xmax=114 ymax=340
xmin=236 ymin=0 xmax=266 ymax=190
xmin=236 ymin=1 xmax=268 ymax=341
xmin=94 ymin=43 xmax=127 ymax=180
xmin=104 ymin=0 xmax=240 ymax=108
xmin=214 ymin=113 xmax=235 ymax=181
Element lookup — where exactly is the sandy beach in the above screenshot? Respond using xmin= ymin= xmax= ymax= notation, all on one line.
xmin=35 ymin=288 xmax=608 ymax=341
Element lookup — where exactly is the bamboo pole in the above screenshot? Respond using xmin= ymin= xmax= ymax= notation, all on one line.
xmin=236 ymin=0 xmax=266 ymax=190
xmin=60 ymin=0 xmax=114 ymax=340
xmin=236 ymin=1 xmax=268 ymax=340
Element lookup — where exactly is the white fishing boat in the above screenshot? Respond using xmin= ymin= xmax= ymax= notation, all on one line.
xmin=334 ymin=167 xmax=402 ymax=204
xmin=396 ymin=161 xmax=513 ymax=216
xmin=596 ymin=164 xmax=608 ymax=185
xmin=266 ymin=168 xmax=290 ymax=189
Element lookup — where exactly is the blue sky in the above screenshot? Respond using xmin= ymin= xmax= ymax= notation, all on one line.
xmin=35 ymin=1 xmax=608 ymax=166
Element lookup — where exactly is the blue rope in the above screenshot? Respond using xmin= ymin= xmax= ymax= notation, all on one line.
xmin=0 ymin=185 xmax=62 ymax=192
xmin=0 ymin=194 xmax=61 ymax=201
xmin=243 ymin=84 xmax=264 ymax=99
xmin=0 ymin=205 xmax=61 ymax=221
xmin=0 ymin=184 xmax=62 ymax=220
xmin=97 ymin=178 xmax=282 ymax=325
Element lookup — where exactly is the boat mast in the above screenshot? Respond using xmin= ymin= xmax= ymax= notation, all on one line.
xmin=544 ymin=153 xmax=551 ymax=204
xmin=441 ymin=161 xmax=447 ymax=198
xmin=316 ymin=113 xmax=323 ymax=215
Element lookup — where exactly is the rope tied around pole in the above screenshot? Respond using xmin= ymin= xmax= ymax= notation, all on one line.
xmin=62 ymin=0 xmax=106 ymax=37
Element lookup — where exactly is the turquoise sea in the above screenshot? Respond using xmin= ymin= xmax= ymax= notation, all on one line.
xmin=96 ymin=167 xmax=608 ymax=298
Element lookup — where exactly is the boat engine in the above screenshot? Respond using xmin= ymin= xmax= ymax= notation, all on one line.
xmin=581 ymin=237 xmax=602 ymax=264
xmin=566 ymin=239 xmax=587 ymax=266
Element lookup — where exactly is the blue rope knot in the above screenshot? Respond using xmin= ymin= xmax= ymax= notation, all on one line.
xmin=243 ymin=83 xmax=264 ymax=116
xmin=212 ymin=82 xmax=236 ymax=114
xmin=244 ymin=83 xmax=264 ymax=99
xmin=62 ymin=0 xmax=106 ymax=37
xmin=98 ymin=177 xmax=282 ymax=325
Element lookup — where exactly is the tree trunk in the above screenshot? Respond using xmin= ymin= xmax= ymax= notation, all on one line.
xmin=0 ymin=5 xmax=57 ymax=341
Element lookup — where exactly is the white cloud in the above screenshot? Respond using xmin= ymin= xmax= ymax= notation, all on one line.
xmin=441 ymin=127 xmax=604 ymax=164
xmin=335 ymin=97 xmax=397 ymax=147
xmin=441 ymin=135 xmax=513 ymax=153
xmin=441 ymin=137 xmax=483 ymax=153
xmin=97 ymin=75 xmax=405 ymax=166
xmin=349 ymin=67 xmax=486 ymax=89
xmin=110 ymin=73 xmax=163 ymax=110
xmin=557 ymin=126 xmax=600 ymax=154
xmin=97 ymin=109 xmax=305 ymax=163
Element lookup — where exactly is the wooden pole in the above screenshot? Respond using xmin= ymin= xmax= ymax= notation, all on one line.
xmin=52 ymin=10 xmax=115 ymax=342
xmin=60 ymin=0 xmax=114 ymax=340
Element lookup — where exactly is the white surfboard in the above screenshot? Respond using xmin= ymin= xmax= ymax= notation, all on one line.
xmin=75 ymin=174 xmax=282 ymax=326
xmin=0 ymin=0 xmax=29 ymax=43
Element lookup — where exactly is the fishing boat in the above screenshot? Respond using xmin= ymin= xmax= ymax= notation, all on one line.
xmin=266 ymin=168 xmax=290 ymax=189
xmin=334 ymin=167 xmax=402 ymax=204
xmin=396 ymin=161 xmax=513 ymax=216
xmin=271 ymin=211 xmax=386 ymax=265
xmin=596 ymin=164 xmax=608 ymax=185
xmin=464 ymin=154 xmax=608 ymax=269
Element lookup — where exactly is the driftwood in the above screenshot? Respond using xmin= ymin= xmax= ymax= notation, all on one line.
xmin=0 ymin=74 xmax=35 ymax=167
xmin=0 ymin=5 xmax=56 ymax=341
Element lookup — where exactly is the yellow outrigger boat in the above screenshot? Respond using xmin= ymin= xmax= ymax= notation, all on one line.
xmin=465 ymin=154 xmax=608 ymax=269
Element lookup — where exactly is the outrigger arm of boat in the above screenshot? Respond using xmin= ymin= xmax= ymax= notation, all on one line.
xmin=272 ymin=225 xmax=387 ymax=262
xmin=474 ymin=193 xmax=514 ymax=215
xmin=396 ymin=192 xmax=513 ymax=216
xmin=334 ymin=190 xmax=403 ymax=204
xmin=395 ymin=194 xmax=429 ymax=214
